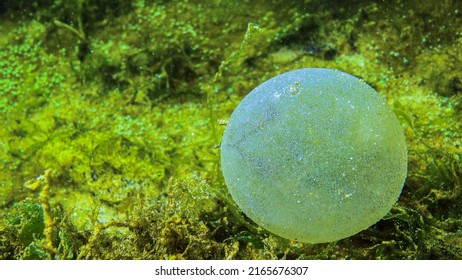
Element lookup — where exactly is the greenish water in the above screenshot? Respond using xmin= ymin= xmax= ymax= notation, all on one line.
xmin=0 ymin=0 xmax=461 ymax=259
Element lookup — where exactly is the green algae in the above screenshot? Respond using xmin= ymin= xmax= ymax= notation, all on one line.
xmin=0 ymin=0 xmax=461 ymax=259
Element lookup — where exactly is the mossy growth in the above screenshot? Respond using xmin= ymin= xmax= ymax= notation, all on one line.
xmin=0 ymin=0 xmax=461 ymax=259
xmin=8 ymin=201 xmax=45 ymax=246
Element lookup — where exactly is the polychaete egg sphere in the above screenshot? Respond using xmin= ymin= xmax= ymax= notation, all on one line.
xmin=220 ymin=68 xmax=407 ymax=243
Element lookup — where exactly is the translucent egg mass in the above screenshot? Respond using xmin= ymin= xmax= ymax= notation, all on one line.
xmin=220 ymin=68 xmax=407 ymax=243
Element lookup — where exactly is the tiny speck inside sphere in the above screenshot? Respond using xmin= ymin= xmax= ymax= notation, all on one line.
xmin=220 ymin=68 xmax=407 ymax=243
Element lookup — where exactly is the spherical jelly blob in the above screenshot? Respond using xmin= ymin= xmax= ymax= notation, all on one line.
xmin=220 ymin=68 xmax=407 ymax=243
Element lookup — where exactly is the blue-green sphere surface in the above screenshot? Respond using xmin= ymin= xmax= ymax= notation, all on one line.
xmin=220 ymin=68 xmax=407 ymax=243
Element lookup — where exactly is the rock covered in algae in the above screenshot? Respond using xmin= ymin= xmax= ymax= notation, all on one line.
xmin=220 ymin=68 xmax=407 ymax=243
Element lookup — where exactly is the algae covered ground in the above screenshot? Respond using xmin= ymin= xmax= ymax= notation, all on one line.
xmin=0 ymin=0 xmax=461 ymax=259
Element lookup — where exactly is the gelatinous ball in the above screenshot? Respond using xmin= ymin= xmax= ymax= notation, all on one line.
xmin=220 ymin=68 xmax=407 ymax=243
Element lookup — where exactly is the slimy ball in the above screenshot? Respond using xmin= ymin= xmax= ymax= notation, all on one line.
xmin=220 ymin=68 xmax=407 ymax=243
